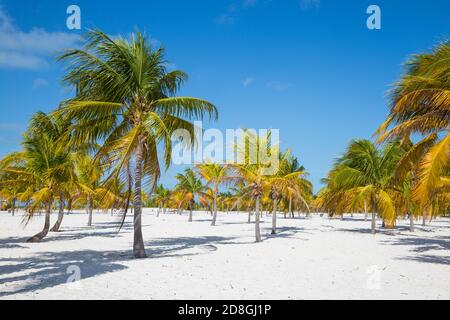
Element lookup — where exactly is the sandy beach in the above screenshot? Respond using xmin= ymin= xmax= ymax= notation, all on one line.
xmin=0 ymin=210 xmax=448 ymax=300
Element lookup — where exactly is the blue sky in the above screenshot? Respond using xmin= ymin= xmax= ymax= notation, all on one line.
xmin=0 ymin=0 xmax=448 ymax=192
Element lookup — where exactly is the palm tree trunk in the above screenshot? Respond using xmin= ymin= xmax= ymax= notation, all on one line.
xmin=255 ymin=197 xmax=261 ymax=242
xmin=51 ymin=195 xmax=65 ymax=232
xmin=133 ymin=139 xmax=147 ymax=259
xmin=248 ymin=209 xmax=252 ymax=223
xmin=27 ymin=200 xmax=52 ymax=242
xmin=87 ymin=195 xmax=93 ymax=226
xmin=188 ymin=205 xmax=193 ymax=222
xmin=11 ymin=198 xmax=16 ymax=216
xmin=371 ymin=198 xmax=376 ymax=235
xmin=211 ymin=191 xmax=218 ymax=226
xmin=271 ymin=198 xmax=277 ymax=235
xmin=409 ymin=212 xmax=415 ymax=232
xmin=157 ymin=205 xmax=161 ymax=217
xmin=364 ymin=200 xmax=368 ymax=221
xmin=289 ymin=196 xmax=293 ymax=218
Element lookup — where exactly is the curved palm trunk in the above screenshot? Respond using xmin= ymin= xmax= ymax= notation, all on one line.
xmin=133 ymin=140 xmax=147 ymax=258
xmin=255 ymin=197 xmax=261 ymax=242
xmin=271 ymin=198 xmax=277 ymax=235
xmin=27 ymin=200 xmax=52 ymax=242
xmin=51 ymin=195 xmax=65 ymax=232
xmin=211 ymin=191 xmax=218 ymax=226
xmin=87 ymin=195 xmax=93 ymax=227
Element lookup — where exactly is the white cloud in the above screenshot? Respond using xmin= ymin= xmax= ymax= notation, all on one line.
xmin=32 ymin=78 xmax=49 ymax=89
xmin=243 ymin=0 xmax=258 ymax=7
xmin=243 ymin=77 xmax=255 ymax=87
xmin=267 ymin=81 xmax=294 ymax=91
xmin=299 ymin=0 xmax=320 ymax=10
xmin=0 ymin=123 xmax=23 ymax=131
xmin=0 ymin=7 xmax=80 ymax=70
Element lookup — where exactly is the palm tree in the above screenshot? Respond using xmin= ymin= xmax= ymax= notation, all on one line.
xmin=174 ymin=169 xmax=204 ymax=222
xmin=376 ymin=41 xmax=450 ymax=224
xmin=57 ymin=30 xmax=217 ymax=258
xmin=196 ymin=163 xmax=233 ymax=226
xmin=152 ymin=184 xmax=171 ymax=217
xmin=0 ymin=113 xmax=77 ymax=242
xmin=320 ymin=139 xmax=406 ymax=233
xmin=269 ymin=151 xmax=311 ymax=234
xmin=73 ymin=154 xmax=105 ymax=226
xmin=230 ymin=130 xmax=280 ymax=242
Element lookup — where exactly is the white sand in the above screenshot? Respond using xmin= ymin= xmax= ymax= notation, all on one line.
xmin=0 ymin=209 xmax=449 ymax=300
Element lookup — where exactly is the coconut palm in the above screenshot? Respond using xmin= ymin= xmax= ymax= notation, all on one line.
xmin=269 ymin=151 xmax=311 ymax=234
xmin=57 ymin=30 xmax=217 ymax=258
xmin=174 ymin=169 xmax=204 ymax=222
xmin=230 ymin=130 xmax=280 ymax=242
xmin=196 ymin=163 xmax=233 ymax=226
xmin=152 ymin=184 xmax=171 ymax=217
xmin=320 ymin=139 xmax=406 ymax=233
xmin=376 ymin=41 xmax=450 ymax=223
xmin=0 ymin=113 xmax=77 ymax=242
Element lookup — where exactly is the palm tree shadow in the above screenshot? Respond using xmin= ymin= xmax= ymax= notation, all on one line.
xmin=0 ymin=236 xmax=244 ymax=297
xmin=0 ymin=249 xmax=129 ymax=298
xmin=382 ymin=235 xmax=450 ymax=266
xmin=145 ymin=236 xmax=247 ymax=257
xmin=265 ymin=226 xmax=310 ymax=239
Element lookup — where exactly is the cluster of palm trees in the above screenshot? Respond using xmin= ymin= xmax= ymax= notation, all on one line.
xmin=0 ymin=29 xmax=448 ymax=258
xmin=0 ymin=29 xmax=313 ymax=257
xmin=316 ymin=41 xmax=450 ymax=233
xmin=149 ymin=145 xmax=313 ymax=242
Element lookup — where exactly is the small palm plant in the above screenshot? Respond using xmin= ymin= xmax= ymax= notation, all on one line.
xmin=174 ymin=169 xmax=204 ymax=222
xmin=196 ymin=163 xmax=233 ymax=226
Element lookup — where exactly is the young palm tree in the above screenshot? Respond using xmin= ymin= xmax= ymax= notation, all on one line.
xmin=376 ymin=41 xmax=450 ymax=223
xmin=230 ymin=130 xmax=280 ymax=242
xmin=57 ymin=30 xmax=217 ymax=258
xmin=173 ymin=169 xmax=204 ymax=222
xmin=196 ymin=163 xmax=232 ymax=226
xmin=321 ymin=139 xmax=406 ymax=233
xmin=0 ymin=113 xmax=77 ymax=242
xmin=152 ymin=184 xmax=171 ymax=217
xmin=269 ymin=151 xmax=311 ymax=234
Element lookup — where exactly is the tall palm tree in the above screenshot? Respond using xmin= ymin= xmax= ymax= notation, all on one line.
xmin=196 ymin=163 xmax=232 ymax=226
xmin=376 ymin=41 xmax=450 ymax=223
xmin=174 ymin=169 xmax=204 ymax=222
xmin=57 ymin=30 xmax=217 ymax=258
xmin=320 ymin=139 xmax=406 ymax=233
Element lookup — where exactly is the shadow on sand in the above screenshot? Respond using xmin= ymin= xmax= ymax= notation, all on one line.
xmin=0 ymin=235 xmax=243 ymax=297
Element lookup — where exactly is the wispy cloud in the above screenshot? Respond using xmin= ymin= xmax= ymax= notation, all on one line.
xmin=267 ymin=81 xmax=294 ymax=91
xmin=215 ymin=4 xmax=238 ymax=25
xmin=0 ymin=7 xmax=80 ymax=70
xmin=299 ymin=0 xmax=320 ymax=11
xmin=32 ymin=78 xmax=49 ymax=89
xmin=242 ymin=77 xmax=255 ymax=87
xmin=0 ymin=123 xmax=23 ymax=131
